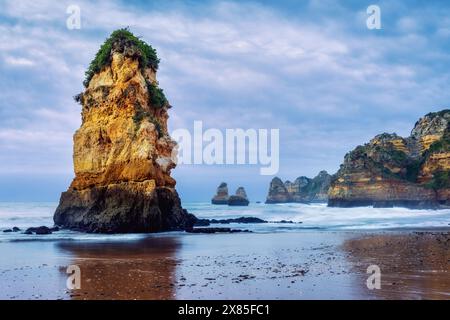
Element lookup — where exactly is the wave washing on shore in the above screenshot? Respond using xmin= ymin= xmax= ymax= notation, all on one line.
xmin=0 ymin=202 xmax=449 ymax=241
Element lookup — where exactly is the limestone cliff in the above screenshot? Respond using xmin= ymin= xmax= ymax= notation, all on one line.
xmin=265 ymin=171 xmax=332 ymax=203
xmin=54 ymin=29 xmax=195 ymax=233
xmin=328 ymin=110 xmax=450 ymax=209
xmin=211 ymin=182 xmax=229 ymax=205
xmin=265 ymin=178 xmax=291 ymax=203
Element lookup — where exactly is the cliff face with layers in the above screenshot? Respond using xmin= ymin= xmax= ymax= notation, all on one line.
xmin=328 ymin=110 xmax=450 ymax=209
xmin=54 ymin=29 xmax=195 ymax=233
xmin=266 ymin=171 xmax=332 ymax=203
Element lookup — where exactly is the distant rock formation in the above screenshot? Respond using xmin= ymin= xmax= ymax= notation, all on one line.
xmin=266 ymin=177 xmax=291 ymax=203
xmin=329 ymin=110 xmax=450 ymax=209
xmin=211 ymin=182 xmax=229 ymax=204
xmin=265 ymin=171 xmax=332 ymax=203
xmin=228 ymin=187 xmax=250 ymax=206
xmin=53 ymin=29 xmax=195 ymax=233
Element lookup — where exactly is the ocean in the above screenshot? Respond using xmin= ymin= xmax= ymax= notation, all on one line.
xmin=0 ymin=202 xmax=449 ymax=242
xmin=0 ymin=201 xmax=449 ymax=300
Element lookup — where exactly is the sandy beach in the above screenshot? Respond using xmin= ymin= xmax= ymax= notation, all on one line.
xmin=0 ymin=229 xmax=448 ymax=300
xmin=2 ymin=0 xmax=450 ymax=306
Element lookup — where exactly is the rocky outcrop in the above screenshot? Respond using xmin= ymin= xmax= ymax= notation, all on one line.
xmin=329 ymin=110 xmax=450 ymax=209
xmin=54 ymin=29 xmax=195 ymax=233
xmin=302 ymin=171 xmax=332 ymax=202
xmin=193 ymin=217 xmax=296 ymax=226
xmin=211 ymin=182 xmax=229 ymax=205
xmin=186 ymin=228 xmax=251 ymax=234
xmin=25 ymin=226 xmax=59 ymax=235
xmin=195 ymin=217 xmax=267 ymax=226
xmin=265 ymin=171 xmax=332 ymax=203
xmin=265 ymin=178 xmax=291 ymax=203
xmin=228 ymin=187 xmax=250 ymax=206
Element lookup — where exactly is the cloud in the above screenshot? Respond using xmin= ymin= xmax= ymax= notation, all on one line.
xmin=1 ymin=0 xmax=450 ymax=200
xmin=4 ymin=56 xmax=35 ymax=66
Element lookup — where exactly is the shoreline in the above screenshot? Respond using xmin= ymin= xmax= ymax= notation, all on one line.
xmin=0 ymin=228 xmax=448 ymax=300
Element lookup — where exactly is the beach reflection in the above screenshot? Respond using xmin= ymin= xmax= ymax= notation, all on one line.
xmin=57 ymin=236 xmax=181 ymax=300
xmin=344 ymin=232 xmax=450 ymax=300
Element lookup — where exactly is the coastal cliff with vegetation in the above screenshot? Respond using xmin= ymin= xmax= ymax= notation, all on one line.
xmin=54 ymin=29 xmax=195 ymax=233
xmin=265 ymin=171 xmax=332 ymax=203
xmin=328 ymin=110 xmax=450 ymax=209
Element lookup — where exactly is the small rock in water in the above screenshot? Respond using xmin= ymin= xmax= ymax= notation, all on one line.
xmin=3 ymin=229 xmax=12 ymax=233
xmin=194 ymin=219 xmax=211 ymax=227
xmin=12 ymin=227 xmax=20 ymax=232
xmin=186 ymin=227 xmax=252 ymax=234
xmin=228 ymin=187 xmax=250 ymax=206
xmin=25 ymin=226 xmax=53 ymax=235
xmin=195 ymin=217 xmax=267 ymax=226
xmin=272 ymin=220 xmax=295 ymax=224
xmin=35 ymin=227 xmax=52 ymax=235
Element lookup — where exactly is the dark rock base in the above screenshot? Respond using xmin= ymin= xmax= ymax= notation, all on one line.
xmin=193 ymin=217 xmax=297 ymax=227
xmin=54 ymin=185 xmax=195 ymax=233
xmin=227 ymin=196 xmax=249 ymax=206
xmin=328 ymin=199 xmax=441 ymax=209
xmin=25 ymin=226 xmax=58 ymax=235
xmin=195 ymin=217 xmax=267 ymax=226
xmin=211 ymin=199 xmax=229 ymax=205
xmin=186 ymin=227 xmax=251 ymax=234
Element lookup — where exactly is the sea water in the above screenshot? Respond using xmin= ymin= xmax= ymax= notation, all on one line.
xmin=0 ymin=201 xmax=449 ymax=241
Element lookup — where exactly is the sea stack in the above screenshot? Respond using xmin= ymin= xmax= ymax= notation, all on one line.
xmin=328 ymin=110 xmax=450 ymax=209
xmin=265 ymin=171 xmax=332 ymax=203
xmin=211 ymin=182 xmax=229 ymax=205
xmin=265 ymin=177 xmax=291 ymax=203
xmin=228 ymin=187 xmax=250 ymax=206
xmin=54 ymin=29 xmax=195 ymax=233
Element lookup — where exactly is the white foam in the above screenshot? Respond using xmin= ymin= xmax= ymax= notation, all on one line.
xmin=0 ymin=201 xmax=449 ymax=241
xmin=184 ymin=202 xmax=450 ymax=230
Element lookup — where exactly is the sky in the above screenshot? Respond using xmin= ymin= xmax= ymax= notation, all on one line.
xmin=1 ymin=0 xmax=450 ymax=202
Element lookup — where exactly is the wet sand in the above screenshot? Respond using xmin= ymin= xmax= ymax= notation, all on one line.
xmin=0 ymin=230 xmax=448 ymax=300
xmin=344 ymin=230 xmax=450 ymax=299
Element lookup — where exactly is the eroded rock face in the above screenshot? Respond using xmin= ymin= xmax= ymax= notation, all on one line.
xmin=211 ymin=182 xmax=229 ymax=205
xmin=329 ymin=110 xmax=450 ymax=209
xmin=228 ymin=187 xmax=250 ymax=206
xmin=265 ymin=177 xmax=291 ymax=203
xmin=54 ymin=31 xmax=195 ymax=233
xmin=308 ymin=171 xmax=333 ymax=202
xmin=265 ymin=171 xmax=332 ymax=203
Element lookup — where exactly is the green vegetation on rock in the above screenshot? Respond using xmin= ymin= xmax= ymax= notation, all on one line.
xmin=389 ymin=149 xmax=408 ymax=164
xmin=84 ymin=28 xmax=160 ymax=87
xmin=147 ymin=81 xmax=168 ymax=109
xmin=423 ymin=129 xmax=450 ymax=190
xmin=426 ymin=170 xmax=450 ymax=190
xmin=404 ymin=160 xmax=423 ymax=183
xmin=132 ymin=108 xmax=164 ymax=138
xmin=427 ymin=128 xmax=450 ymax=154
xmin=424 ymin=109 xmax=450 ymax=119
